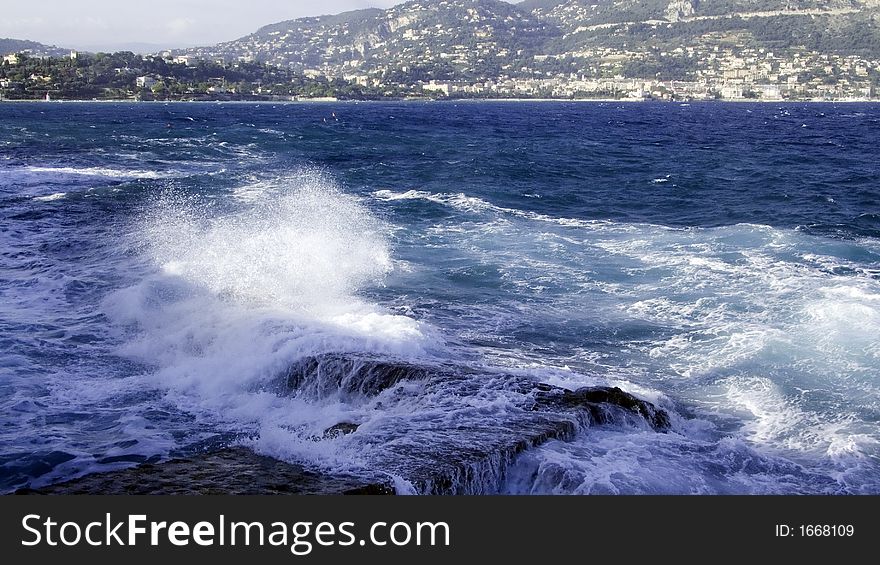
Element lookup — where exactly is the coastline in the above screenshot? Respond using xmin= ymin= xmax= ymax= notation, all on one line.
xmin=2 ymin=97 xmax=879 ymax=104
xmin=11 ymin=357 xmax=671 ymax=495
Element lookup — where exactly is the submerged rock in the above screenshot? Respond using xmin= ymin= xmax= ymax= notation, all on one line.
xmin=18 ymin=447 xmax=393 ymax=495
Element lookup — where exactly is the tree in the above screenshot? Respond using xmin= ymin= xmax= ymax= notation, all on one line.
xmin=151 ymin=80 xmax=168 ymax=98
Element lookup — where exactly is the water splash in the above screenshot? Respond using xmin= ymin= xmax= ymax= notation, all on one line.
xmin=145 ymin=169 xmax=392 ymax=311
xmin=102 ymin=170 xmax=437 ymax=467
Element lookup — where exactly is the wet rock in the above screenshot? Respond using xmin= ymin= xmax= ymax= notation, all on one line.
xmin=284 ymin=355 xmax=429 ymax=400
xmin=534 ymin=386 xmax=671 ymax=431
xmin=27 ymin=355 xmax=674 ymax=496
xmin=18 ymin=447 xmax=393 ymax=495
xmin=277 ymin=353 xmax=674 ymax=494
xmin=323 ymin=422 xmax=360 ymax=439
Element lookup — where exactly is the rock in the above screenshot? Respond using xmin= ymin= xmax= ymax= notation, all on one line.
xmin=323 ymin=422 xmax=360 ymax=439
xmin=17 ymin=447 xmax=394 ymax=495
xmin=665 ymin=0 xmax=696 ymax=22
xmin=284 ymin=355 xmax=428 ymax=399
xmin=26 ymin=355 xmax=674 ymax=495
xmin=277 ymin=353 xmax=673 ymax=493
xmin=534 ymin=386 xmax=671 ymax=431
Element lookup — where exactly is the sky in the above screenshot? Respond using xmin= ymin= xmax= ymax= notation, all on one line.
xmin=0 ymin=1 xmax=429 ymax=52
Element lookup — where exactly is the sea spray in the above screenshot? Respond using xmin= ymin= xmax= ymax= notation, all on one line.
xmin=143 ymin=169 xmax=393 ymax=309
xmin=101 ymin=170 xmax=438 ymax=470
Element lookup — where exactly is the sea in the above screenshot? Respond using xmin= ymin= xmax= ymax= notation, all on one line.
xmin=1 ymin=100 xmax=879 ymax=494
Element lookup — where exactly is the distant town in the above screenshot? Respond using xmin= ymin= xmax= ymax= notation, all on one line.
xmin=2 ymin=0 xmax=880 ymax=102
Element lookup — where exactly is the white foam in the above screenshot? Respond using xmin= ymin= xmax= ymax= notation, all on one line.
xmin=371 ymin=188 xmax=616 ymax=230
xmin=371 ymin=189 xmax=880 ymax=486
xmin=32 ymin=192 xmax=67 ymax=201
xmin=147 ymin=171 xmax=393 ymax=309
xmin=503 ymin=430 xmax=845 ymax=494
xmin=26 ymin=166 xmax=173 ymax=179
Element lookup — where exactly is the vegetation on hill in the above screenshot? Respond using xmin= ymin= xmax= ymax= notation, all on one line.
xmin=0 ymin=52 xmax=410 ymax=101
xmin=0 ymin=38 xmax=68 ymax=58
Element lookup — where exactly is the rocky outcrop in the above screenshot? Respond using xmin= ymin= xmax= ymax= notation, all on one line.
xmin=17 ymin=447 xmax=393 ymax=495
xmin=321 ymin=422 xmax=360 ymax=439
xmin=282 ymin=355 xmax=429 ymax=400
xmin=278 ymin=354 xmax=672 ymax=494
xmin=532 ymin=383 xmax=671 ymax=431
xmin=25 ymin=354 xmax=673 ymax=495
xmin=665 ymin=0 xmax=697 ymax=22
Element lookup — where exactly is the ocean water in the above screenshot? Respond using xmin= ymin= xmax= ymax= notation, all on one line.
xmin=1 ymin=101 xmax=879 ymax=494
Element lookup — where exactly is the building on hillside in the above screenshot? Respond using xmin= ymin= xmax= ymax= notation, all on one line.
xmin=422 ymin=80 xmax=451 ymax=95
xmin=172 ymin=55 xmax=196 ymax=66
xmin=754 ymin=84 xmax=782 ymax=100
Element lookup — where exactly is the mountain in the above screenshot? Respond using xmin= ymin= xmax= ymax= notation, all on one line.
xmin=537 ymin=0 xmax=880 ymax=55
xmin=186 ymin=1 xmax=557 ymax=80
xmin=180 ymin=0 xmax=880 ymax=84
xmin=3 ymin=1 xmax=879 ymax=100
xmin=72 ymin=42 xmax=185 ymax=55
xmin=0 ymin=38 xmax=69 ymax=58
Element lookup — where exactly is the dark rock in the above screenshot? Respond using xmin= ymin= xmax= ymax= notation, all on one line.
xmin=533 ymin=386 xmax=671 ymax=431
xmin=275 ymin=353 xmax=674 ymax=494
xmin=323 ymin=422 xmax=360 ymax=439
xmin=18 ymin=447 xmax=393 ymax=495
xmin=284 ymin=355 xmax=429 ymax=400
xmin=27 ymin=355 xmax=674 ymax=496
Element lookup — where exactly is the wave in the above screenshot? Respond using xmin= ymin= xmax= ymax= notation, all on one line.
xmin=108 ymin=169 xmax=435 ymax=371
xmin=93 ymin=176 xmax=880 ymax=493
xmin=96 ymin=171 xmax=683 ymax=493
xmin=101 ymin=170 xmax=448 ymax=484
xmin=370 ymin=186 xmax=880 ymax=491
xmin=24 ymin=166 xmax=176 ymax=179
xmin=31 ymin=192 xmax=67 ymax=202
xmin=371 ymin=189 xmax=623 ymax=231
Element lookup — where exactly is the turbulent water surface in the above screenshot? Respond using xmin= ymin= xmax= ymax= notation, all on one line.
xmin=1 ymin=101 xmax=879 ymax=494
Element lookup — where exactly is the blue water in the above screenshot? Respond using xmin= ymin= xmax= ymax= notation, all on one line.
xmin=1 ymin=101 xmax=879 ymax=493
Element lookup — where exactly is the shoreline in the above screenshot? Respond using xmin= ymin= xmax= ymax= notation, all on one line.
xmin=1 ymin=97 xmax=878 ymax=105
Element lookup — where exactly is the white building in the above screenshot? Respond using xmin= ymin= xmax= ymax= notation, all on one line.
xmin=754 ymin=84 xmax=782 ymax=100
xmin=136 ymin=76 xmax=158 ymax=88
xmin=720 ymin=85 xmax=744 ymax=99
xmin=3 ymin=54 xmax=19 ymax=65
xmin=172 ymin=55 xmax=196 ymax=66
xmin=422 ymin=80 xmax=451 ymax=95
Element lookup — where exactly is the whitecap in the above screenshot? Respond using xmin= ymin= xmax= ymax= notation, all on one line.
xmin=32 ymin=192 xmax=67 ymax=202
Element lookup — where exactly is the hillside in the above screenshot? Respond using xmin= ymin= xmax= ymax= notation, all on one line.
xmin=183 ymin=0 xmax=880 ymax=75
xmin=188 ymin=0 xmax=557 ymax=81
xmin=539 ymin=0 xmax=880 ymax=55
xmin=4 ymin=1 xmax=878 ymax=101
xmin=0 ymin=38 xmax=69 ymax=58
